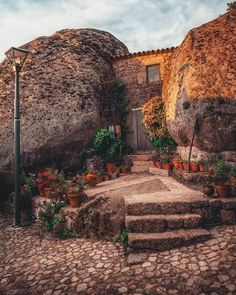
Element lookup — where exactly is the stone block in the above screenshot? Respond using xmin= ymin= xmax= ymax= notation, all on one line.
xmin=220 ymin=209 xmax=236 ymax=224
xmin=149 ymin=167 xmax=171 ymax=177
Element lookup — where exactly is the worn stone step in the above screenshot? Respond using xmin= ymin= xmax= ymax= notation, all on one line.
xmin=132 ymin=160 xmax=154 ymax=167
xmin=125 ymin=194 xmax=207 ymax=215
xmin=149 ymin=167 xmax=172 ymax=177
xmin=131 ymin=154 xmax=151 ymax=161
xmin=128 ymin=229 xmax=211 ymax=251
xmin=131 ymin=166 xmax=151 ymax=173
xmin=126 ymin=214 xmax=202 ymax=233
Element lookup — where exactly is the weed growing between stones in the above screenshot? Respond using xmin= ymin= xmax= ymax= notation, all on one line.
xmin=115 ymin=229 xmax=128 ymax=245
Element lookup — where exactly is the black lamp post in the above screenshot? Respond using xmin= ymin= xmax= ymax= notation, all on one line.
xmin=5 ymin=47 xmax=29 ymax=227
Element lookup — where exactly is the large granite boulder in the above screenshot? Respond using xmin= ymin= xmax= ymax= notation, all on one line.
xmin=163 ymin=4 xmax=236 ymax=158
xmin=0 ymin=29 xmax=128 ymax=199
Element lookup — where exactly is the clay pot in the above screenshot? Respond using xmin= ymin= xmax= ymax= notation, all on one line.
xmin=199 ymin=164 xmax=205 ymax=172
xmin=191 ymin=163 xmax=199 ymax=172
xmin=179 ymin=162 xmax=184 ymax=170
xmin=203 ymin=185 xmax=215 ymax=197
xmin=44 ymin=187 xmax=52 ymax=198
xmin=172 ymin=160 xmax=179 ymax=169
xmin=154 ymin=161 xmax=162 ymax=169
xmin=105 ymin=163 xmax=114 ymax=174
xmin=67 ymin=192 xmax=84 ymax=208
xmin=215 ymin=184 xmax=231 ymax=198
xmin=163 ymin=163 xmax=171 ymax=171
xmin=183 ymin=163 xmax=190 ymax=171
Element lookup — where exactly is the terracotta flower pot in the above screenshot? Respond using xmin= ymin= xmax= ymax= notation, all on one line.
xmin=199 ymin=164 xmax=205 ymax=172
xmin=154 ymin=161 xmax=162 ymax=169
xmin=172 ymin=160 xmax=179 ymax=169
xmin=68 ymin=193 xmax=84 ymax=208
xmin=183 ymin=163 xmax=190 ymax=171
xmin=191 ymin=163 xmax=199 ymax=172
xmin=215 ymin=184 xmax=231 ymax=198
xmin=179 ymin=163 xmax=184 ymax=170
xmin=105 ymin=163 xmax=114 ymax=174
xmin=164 ymin=163 xmax=171 ymax=171
xmin=85 ymin=172 xmax=97 ymax=186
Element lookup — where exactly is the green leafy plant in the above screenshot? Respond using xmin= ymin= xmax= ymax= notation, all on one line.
xmin=116 ymin=229 xmax=128 ymax=245
xmin=38 ymin=200 xmax=65 ymax=231
xmin=212 ymin=160 xmax=231 ymax=184
xmin=38 ymin=200 xmax=76 ymax=239
xmin=93 ymin=129 xmax=122 ymax=163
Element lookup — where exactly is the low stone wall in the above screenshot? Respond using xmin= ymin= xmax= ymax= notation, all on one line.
xmin=32 ymin=195 xmax=126 ymax=239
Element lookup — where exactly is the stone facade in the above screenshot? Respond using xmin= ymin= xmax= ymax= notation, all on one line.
xmin=113 ymin=49 xmax=175 ymax=150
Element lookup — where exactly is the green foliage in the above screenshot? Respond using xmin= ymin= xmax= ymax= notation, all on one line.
xmin=101 ymin=78 xmax=129 ymax=145
xmin=116 ymin=229 xmax=128 ymax=245
xmin=93 ymin=129 xmax=122 ymax=163
xmin=230 ymin=166 xmax=236 ymax=177
xmin=38 ymin=200 xmax=65 ymax=230
xmin=212 ymin=160 xmax=231 ymax=184
xmin=151 ymin=136 xmax=176 ymax=153
xmin=38 ymin=200 xmax=76 ymax=239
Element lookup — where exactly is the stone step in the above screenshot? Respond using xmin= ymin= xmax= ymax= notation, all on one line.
xmin=132 ymin=160 xmax=154 ymax=167
xmin=128 ymin=229 xmax=211 ymax=251
xmin=126 ymin=214 xmax=202 ymax=233
xmin=125 ymin=194 xmax=207 ymax=216
xmin=131 ymin=166 xmax=151 ymax=173
xmin=149 ymin=167 xmax=171 ymax=177
xmin=131 ymin=154 xmax=151 ymax=161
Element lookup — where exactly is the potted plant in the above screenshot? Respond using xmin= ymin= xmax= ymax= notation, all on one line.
xmin=161 ymin=155 xmax=171 ymax=171
xmin=93 ymin=129 xmax=122 ymax=173
xmin=151 ymin=151 xmax=162 ymax=169
xmin=67 ymin=184 xmax=86 ymax=208
xmin=213 ymin=160 xmax=231 ymax=198
xmin=183 ymin=161 xmax=190 ymax=172
xmin=172 ymin=153 xmax=181 ymax=169
xmin=198 ymin=158 xmax=206 ymax=172
xmin=178 ymin=160 xmax=184 ymax=170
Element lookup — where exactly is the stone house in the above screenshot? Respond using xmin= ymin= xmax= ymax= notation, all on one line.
xmin=113 ymin=47 xmax=176 ymax=152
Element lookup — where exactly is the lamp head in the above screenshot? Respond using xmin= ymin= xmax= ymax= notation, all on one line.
xmin=5 ymin=47 xmax=29 ymax=70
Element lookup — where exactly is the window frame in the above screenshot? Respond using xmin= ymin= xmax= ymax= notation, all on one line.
xmin=146 ymin=64 xmax=161 ymax=84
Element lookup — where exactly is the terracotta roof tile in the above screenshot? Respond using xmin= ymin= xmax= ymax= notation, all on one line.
xmin=114 ymin=46 xmax=177 ymax=60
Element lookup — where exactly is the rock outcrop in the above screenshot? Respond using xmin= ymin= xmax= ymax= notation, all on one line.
xmin=0 ymin=29 xmax=128 ymax=196
xmin=163 ymin=5 xmax=236 ymax=157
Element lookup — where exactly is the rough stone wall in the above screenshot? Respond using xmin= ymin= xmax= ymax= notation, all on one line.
xmin=113 ymin=51 xmax=174 ymax=149
xmin=163 ymin=7 xmax=236 ymax=158
xmin=0 ymin=28 xmax=128 ymax=201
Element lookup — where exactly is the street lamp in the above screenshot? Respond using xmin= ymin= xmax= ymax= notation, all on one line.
xmin=5 ymin=47 xmax=29 ymax=227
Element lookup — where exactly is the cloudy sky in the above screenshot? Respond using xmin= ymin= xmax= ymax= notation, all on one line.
xmin=0 ymin=0 xmax=229 ymax=62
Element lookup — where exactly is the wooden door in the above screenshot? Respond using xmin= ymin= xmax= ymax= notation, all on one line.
xmin=132 ymin=109 xmax=152 ymax=151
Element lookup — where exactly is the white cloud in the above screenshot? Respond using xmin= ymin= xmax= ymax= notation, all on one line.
xmin=0 ymin=0 xmax=229 ymax=62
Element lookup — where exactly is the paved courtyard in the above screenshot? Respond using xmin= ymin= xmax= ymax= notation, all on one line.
xmin=1 ymin=215 xmax=236 ymax=295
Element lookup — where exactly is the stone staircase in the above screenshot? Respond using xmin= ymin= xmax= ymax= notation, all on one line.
xmin=125 ymin=186 xmax=212 ymax=252
xmin=131 ymin=154 xmax=154 ymax=173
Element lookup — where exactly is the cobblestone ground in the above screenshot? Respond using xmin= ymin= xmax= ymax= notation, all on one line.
xmin=0 ymin=216 xmax=236 ymax=295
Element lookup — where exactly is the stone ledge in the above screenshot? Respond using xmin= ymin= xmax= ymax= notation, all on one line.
xmin=149 ymin=167 xmax=172 ymax=177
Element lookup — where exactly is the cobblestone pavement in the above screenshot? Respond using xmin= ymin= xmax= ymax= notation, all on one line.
xmin=0 ymin=216 xmax=236 ymax=295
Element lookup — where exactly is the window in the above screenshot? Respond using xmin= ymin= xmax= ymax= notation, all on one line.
xmin=147 ymin=64 xmax=160 ymax=83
